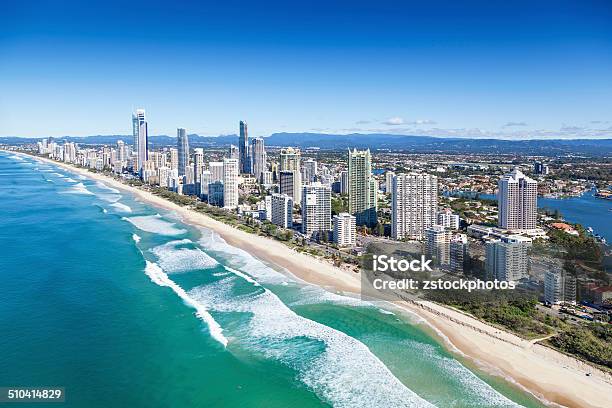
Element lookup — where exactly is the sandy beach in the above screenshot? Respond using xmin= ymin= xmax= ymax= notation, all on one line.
xmin=22 ymin=153 xmax=612 ymax=408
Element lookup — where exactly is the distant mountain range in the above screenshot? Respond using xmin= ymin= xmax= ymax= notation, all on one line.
xmin=2 ymin=133 xmax=611 ymax=156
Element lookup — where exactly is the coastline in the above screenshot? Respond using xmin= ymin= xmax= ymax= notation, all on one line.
xmin=16 ymin=152 xmax=612 ymax=408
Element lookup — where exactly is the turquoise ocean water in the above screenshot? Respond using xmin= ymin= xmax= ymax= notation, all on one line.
xmin=0 ymin=152 xmax=547 ymax=407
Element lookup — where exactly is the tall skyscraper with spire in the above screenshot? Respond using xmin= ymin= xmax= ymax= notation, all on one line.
xmin=132 ymin=109 xmax=148 ymax=175
xmin=239 ymin=120 xmax=250 ymax=174
xmin=177 ymin=128 xmax=189 ymax=177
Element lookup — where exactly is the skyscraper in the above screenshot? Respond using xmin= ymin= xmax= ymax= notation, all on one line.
xmin=132 ymin=109 xmax=148 ymax=175
xmin=280 ymin=147 xmax=302 ymax=203
xmin=239 ymin=121 xmax=250 ymax=174
xmin=251 ymin=138 xmax=267 ymax=182
xmin=270 ymin=193 xmax=293 ymax=228
xmin=177 ymin=128 xmax=189 ymax=177
xmin=391 ymin=173 xmax=438 ymax=240
xmin=333 ymin=213 xmax=356 ymax=247
xmin=193 ymin=148 xmax=204 ymax=195
xmin=485 ymin=235 xmax=532 ymax=282
xmin=223 ymin=158 xmax=239 ymax=209
xmin=301 ymin=182 xmax=331 ymax=239
xmin=544 ymin=270 xmax=576 ymax=305
xmin=425 ymin=225 xmax=451 ymax=267
xmin=303 ymin=159 xmax=318 ymax=184
xmin=450 ymin=234 xmax=468 ymax=275
xmin=498 ymin=168 xmax=538 ymax=231
xmin=348 ymin=149 xmax=377 ymax=227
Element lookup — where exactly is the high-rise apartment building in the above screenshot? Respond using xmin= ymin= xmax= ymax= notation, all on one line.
xmin=333 ymin=213 xmax=356 ymax=247
xmin=425 ymin=225 xmax=451 ymax=267
xmin=485 ymin=235 xmax=532 ymax=282
xmin=301 ymin=182 xmax=331 ymax=239
xmin=209 ymin=161 xmax=224 ymax=182
xmin=177 ymin=128 xmax=189 ymax=177
xmin=391 ymin=173 xmax=438 ymax=240
xmin=228 ymin=144 xmax=239 ymax=160
xmin=449 ymin=234 xmax=468 ymax=274
xmin=498 ymin=168 xmax=538 ymax=230
xmin=348 ymin=149 xmax=377 ymax=227
xmin=270 ymin=193 xmax=293 ymax=228
xmin=544 ymin=270 xmax=577 ymax=305
xmin=223 ymin=158 xmax=239 ymax=209
xmin=251 ymin=138 xmax=267 ymax=182
xmin=169 ymin=148 xmax=178 ymax=169
xmin=239 ymin=121 xmax=250 ymax=174
xmin=303 ymin=159 xmax=318 ymax=184
xmin=132 ymin=109 xmax=148 ymax=175
xmin=193 ymin=148 xmax=204 ymax=195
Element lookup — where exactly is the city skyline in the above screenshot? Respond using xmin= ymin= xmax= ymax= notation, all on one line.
xmin=2 ymin=1 xmax=612 ymax=139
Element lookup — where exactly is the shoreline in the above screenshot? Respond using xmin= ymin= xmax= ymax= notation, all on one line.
xmin=14 ymin=152 xmax=612 ymax=408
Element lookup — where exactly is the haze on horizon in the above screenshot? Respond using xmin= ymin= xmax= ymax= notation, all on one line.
xmin=1 ymin=0 xmax=611 ymax=140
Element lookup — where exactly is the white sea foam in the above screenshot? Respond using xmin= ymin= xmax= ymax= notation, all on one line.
xmin=63 ymin=182 xmax=94 ymax=195
xmin=110 ymin=202 xmax=132 ymax=212
xmin=378 ymin=308 xmax=395 ymax=315
xmin=199 ymin=229 xmax=371 ymax=308
xmin=123 ymin=214 xmax=187 ymax=236
xmin=102 ymin=208 xmax=108 ymax=214
xmin=189 ymin=276 xmax=434 ymax=408
xmin=197 ymin=229 xmax=292 ymax=283
xmin=9 ymin=155 xmax=24 ymax=161
xmin=52 ymin=172 xmax=65 ymax=177
xmin=150 ymin=239 xmax=218 ymax=273
xmin=64 ymin=177 xmax=77 ymax=183
xmin=132 ymin=234 xmax=141 ymax=243
xmin=96 ymin=181 xmax=120 ymax=194
xmin=406 ymin=341 xmax=522 ymax=407
xmin=144 ymin=261 xmax=227 ymax=347
xmin=98 ymin=194 xmax=121 ymax=203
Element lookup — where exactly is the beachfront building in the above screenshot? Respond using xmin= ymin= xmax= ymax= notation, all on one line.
xmin=208 ymin=161 xmax=224 ymax=183
xmin=239 ymin=120 xmax=250 ymax=174
xmin=333 ymin=212 xmax=356 ymax=247
xmin=270 ymin=193 xmax=293 ymax=228
xmin=208 ymin=181 xmax=224 ymax=207
xmin=132 ymin=109 xmax=148 ymax=175
xmin=348 ymin=149 xmax=377 ymax=227
xmin=301 ymin=182 xmax=331 ymax=240
xmin=544 ymin=270 xmax=577 ymax=305
xmin=223 ymin=158 xmax=239 ymax=209
xmin=391 ymin=173 xmax=438 ymax=240
xmin=498 ymin=168 xmax=538 ymax=231
xmin=177 ymin=128 xmax=189 ymax=177
xmin=450 ymin=234 xmax=468 ymax=274
xmin=485 ymin=235 xmax=532 ymax=282
xmin=425 ymin=225 xmax=451 ymax=267
xmin=193 ymin=148 xmax=204 ymax=193
xmin=280 ymin=170 xmax=302 ymax=204
xmin=251 ymin=138 xmax=267 ymax=182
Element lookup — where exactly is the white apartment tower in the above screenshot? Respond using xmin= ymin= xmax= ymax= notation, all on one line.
xmin=223 ymin=158 xmax=239 ymax=209
xmin=301 ymin=182 xmax=332 ymax=239
xmin=485 ymin=235 xmax=532 ymax=282
xmin=333 ymin=213 xmax=356 ymax=247
xmin=498 ymin=168 xmax=538 ymax=230
xmin=391 ymin=173 xmax=438 ymax=240
xmin=270 ymin=193 xmax=293 ymax=228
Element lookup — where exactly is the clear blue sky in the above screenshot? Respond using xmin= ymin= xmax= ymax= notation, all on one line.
xmin=1 ymin=0 xmax=611 ymax=139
